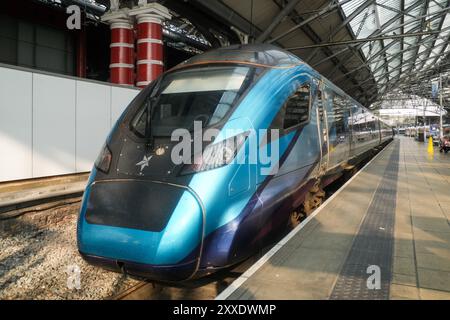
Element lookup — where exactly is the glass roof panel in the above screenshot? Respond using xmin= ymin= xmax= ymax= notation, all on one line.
xmin=339 ymin=0 xmax=450 ymax=99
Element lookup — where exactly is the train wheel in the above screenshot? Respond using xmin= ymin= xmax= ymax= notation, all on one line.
xmin=343 ymin=166 xmax=358 ymax=181
xmin=303 ymin=185 xmax=325 ymax=216
xmin=289 ymin=210 xmax=305 ymax=228
xmin=289 ymin=184 xmax=325 ymax=228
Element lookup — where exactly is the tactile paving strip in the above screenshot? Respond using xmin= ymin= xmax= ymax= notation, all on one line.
xmin=330 ymin=141 xmax=400 ymax=300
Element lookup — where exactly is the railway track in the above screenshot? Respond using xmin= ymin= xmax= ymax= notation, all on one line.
xmin=0 ymin=173 xmax=87 ymax=216
xmin=110 ymin=253 xmax=264 ymax=300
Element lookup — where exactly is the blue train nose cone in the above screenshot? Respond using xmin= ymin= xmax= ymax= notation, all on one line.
xmin=77 ymin=180 xmax=204 ymax=279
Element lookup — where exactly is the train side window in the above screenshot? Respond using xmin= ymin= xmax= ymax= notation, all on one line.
xmin=282 ymin=85 xmax=311 ymax=130
xmin=332 ymin=94 xmax=349 ymax=138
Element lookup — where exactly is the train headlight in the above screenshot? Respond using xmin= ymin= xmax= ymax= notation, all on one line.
xmin=95 ymin=143 xmax=112 ymax=173
xmin=181 ymin=132 xmax=248 ymax=175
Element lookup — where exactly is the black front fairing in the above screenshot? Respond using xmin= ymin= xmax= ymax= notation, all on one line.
xmin=95 ymin=135 xmax=195 ymax=186
xmin=116 ymin=138 xmax=178 ymax=179
xmin=94 ymin=64 xmax=264 ymax=186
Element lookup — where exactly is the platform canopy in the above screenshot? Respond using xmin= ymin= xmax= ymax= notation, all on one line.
xmin=48 ymin=0 xmax=450 ymax=110
xmin=180 ymin=0 xmax=450 ymax=110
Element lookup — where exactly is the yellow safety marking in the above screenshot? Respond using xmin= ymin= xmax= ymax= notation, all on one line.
xmin=428 ymin=136 xmax=434 ymax=158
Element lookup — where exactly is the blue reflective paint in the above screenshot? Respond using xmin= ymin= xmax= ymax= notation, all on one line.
xmin=78 ymin=65 xmax=309 ymax=266
xmin=187 ymin=65 xmax=309 ymax=237
xmin=78 ymin=51 xmax=328 ymax=268
xmin=78 ymin=185 xmax=202 ymax=265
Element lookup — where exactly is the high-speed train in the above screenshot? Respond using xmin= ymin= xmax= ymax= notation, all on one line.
xmin=77 ymin=44 xmax=393 ymax=281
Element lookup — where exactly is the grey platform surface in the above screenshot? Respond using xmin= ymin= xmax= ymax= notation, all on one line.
xmin=221 ymin=137 xmax=450 ymax=300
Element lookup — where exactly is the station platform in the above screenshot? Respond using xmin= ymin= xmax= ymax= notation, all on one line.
xmin=217 ymin=136 xmax=450 ymax=300
xmin=0 ymin=173 xmax=88 ymax=210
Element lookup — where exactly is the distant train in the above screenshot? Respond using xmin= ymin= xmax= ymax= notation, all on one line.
xmin=77 ymin=44 xmax=393 ymax=281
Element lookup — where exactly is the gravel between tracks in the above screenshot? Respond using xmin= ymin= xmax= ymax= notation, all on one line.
xmin=0 ymin=203 xmax=140 ymax=300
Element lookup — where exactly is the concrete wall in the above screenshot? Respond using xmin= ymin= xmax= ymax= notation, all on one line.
xmin=0 ymin=65 xmax=139 ymax=182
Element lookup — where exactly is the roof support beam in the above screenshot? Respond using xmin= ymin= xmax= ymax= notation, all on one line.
xmin=191 ymin=0 xmax=262 ymax=38
xmin=310 ymin=5 xmax=449 ymax=69
xmin=286 ymin=31 xmax=440 ymax=50
xmin=428 ymin=29 xmax=450 ymax=67
xmin=405 ymin=0 xmax=430 ymax=75
xmin=255 ymin=0 xmax=303 ymax=43
xmin=415 ymin=0 xmax=450 ymax=71
xmin=305 ymin=0 xmax=378 ymax=62
xmin=267 ymin=0 xmax=354 ymax=44
xmin=376 ymin=2 xmax=416 ymax=19
xmin=346 ymin=53 xmax=446 ymax=92
xmin=332 ymin=28 xmax=450 ymax=83
xmin=307 ymin=0 xmax=428 ymax=84
xmin=357 ymin=54 xmax=450 ymax=96
xmin=268 ymin=0 xmax=369 ymax=103
xmin=400 ymin=0 xmax=405 ymax=78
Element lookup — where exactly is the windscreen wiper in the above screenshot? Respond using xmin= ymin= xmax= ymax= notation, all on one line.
xmin=144 ymin=76 xmax=164 ymax=149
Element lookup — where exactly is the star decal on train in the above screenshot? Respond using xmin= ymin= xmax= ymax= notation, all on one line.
xmin=136 ymin=155 xmax=152 ymax=172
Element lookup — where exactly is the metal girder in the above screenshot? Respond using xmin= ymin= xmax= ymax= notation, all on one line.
xmin=373 ymin=3 xmax=390 ymax=84
xmin=267 ymin=0 xmax=354 ymax=44
xmin=333 ymin=28 xmax=450 ymax=83
xmin=311 ymin=46 xmax=351 ymax=67
xmin=428 ymin=31 xmax=450 ymax=67
xmin=305 ymin=0 xmax=378 ymax=62
xmin=346 ymin=52 xmax=449 ymax=93
xmin=354 ymin=52 xmax=450 ymax=91
xmin=190 ymin=0 xmax=262 ymax=39
xmin=309 ymin=0 xmax=428 ymax=76
xmin=405 ymin=0 xmax=431 ymax=75
xmin=399 ymin=60 xmax=450 ymax=87
xmin=376 ymin=22 xmax=450 ymax=99
xmin=267 ymin=0 xmax=368 ymax=102
xmin=376 ymin=2 xmax=416 ymax=19
xmin=400 ymin=0 xmax=405 ymax=75
xmin=163 ymin=0 xmax=243 ymax=46
xmin=377 ymin=53 xmax=447 ymax=85
xmin=368 ymin=58 xmax=450 ymax=101
xmin=286 ymin=31 xmax=441 ymax=50
xmin=255 ymin=0 xmax=302 ymax=43
xmin=415 ymin=0 xmax=450 ymax=71
xmin=321 ymin=0 xmax=447 ymax=104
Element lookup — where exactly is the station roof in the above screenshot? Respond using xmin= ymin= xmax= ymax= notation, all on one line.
xmin=47 ymin=0 xmax=450 ymax=111
xmin=186 ymin=0 xmax=450 ymax=110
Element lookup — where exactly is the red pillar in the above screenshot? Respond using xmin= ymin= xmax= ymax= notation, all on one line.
xmin=109 ymin=20 xmax=134 ymax=86
xmin=76 ymin=27 xmax=87 ymax=78
xmin=136 ymin=14 xmax=164 ymax=88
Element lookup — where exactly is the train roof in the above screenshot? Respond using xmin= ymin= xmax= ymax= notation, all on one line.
xmin=176 ymin=44 xmax=303 ymax=69
xmin=173 ymin=44 xmax=392 ymax=128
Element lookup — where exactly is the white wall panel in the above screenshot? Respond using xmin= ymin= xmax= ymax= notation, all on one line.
xmin=75 ymin=81 xmax=111 ymax=172
xmin=0 ymin=68 xmax=32 ymax=181
xmin=111 ymin=87 xmax=139 ymax=127
xmin=32 ymin=73 xmax=76 ymax=177
xmin=0 ymin=65 xmax=139 ymax=182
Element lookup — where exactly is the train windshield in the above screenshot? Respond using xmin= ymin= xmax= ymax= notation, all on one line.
xmin=130 ymin=66 xmax=255 ymax=138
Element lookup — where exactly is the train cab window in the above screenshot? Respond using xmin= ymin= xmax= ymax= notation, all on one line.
xmin=130 ymin=66 xmax=256 ymax=138
xmin=282 ymin=85 xmax=311 ymax=130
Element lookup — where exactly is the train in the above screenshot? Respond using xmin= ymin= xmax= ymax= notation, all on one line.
xmin=77 ymin=44 xmax=393 ymax=281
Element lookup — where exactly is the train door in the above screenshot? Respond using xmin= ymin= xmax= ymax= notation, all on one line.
xmin=314 ymin=79 xmax=329 ymax=175
xmin=349 ymin=104 xmax=359 ymax=157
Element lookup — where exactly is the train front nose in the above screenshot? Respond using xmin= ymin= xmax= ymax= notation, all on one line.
xmin=77 ymin=180 xmax=204 ymax=281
